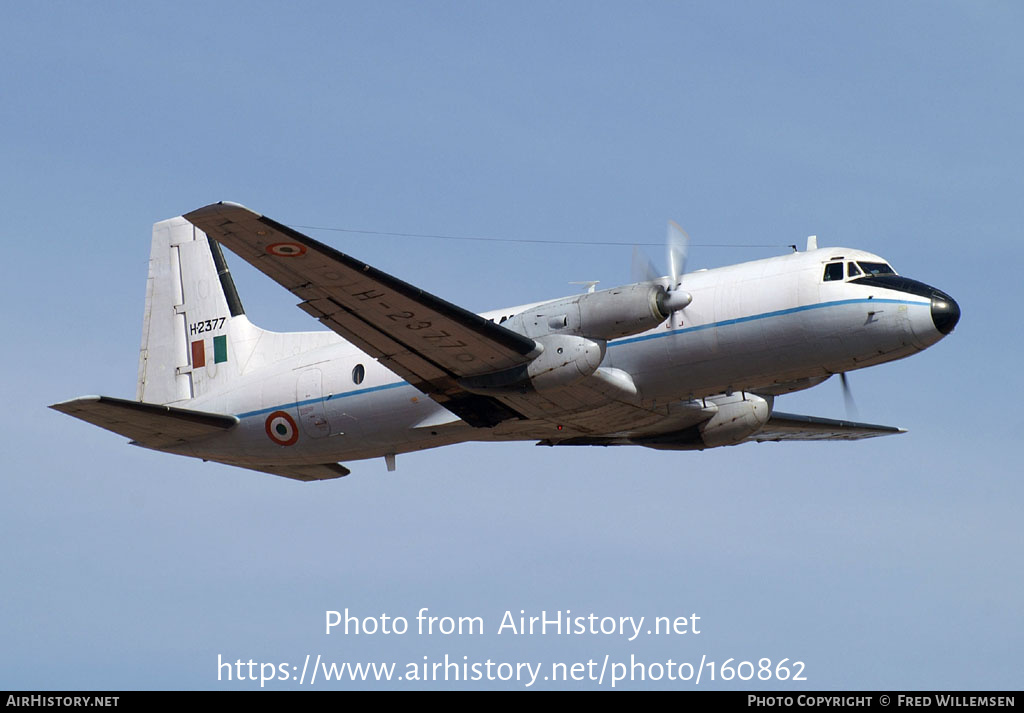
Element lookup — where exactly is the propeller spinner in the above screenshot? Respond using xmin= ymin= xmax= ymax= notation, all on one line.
xmin=633 ymin=220 xmax=693 ymax=326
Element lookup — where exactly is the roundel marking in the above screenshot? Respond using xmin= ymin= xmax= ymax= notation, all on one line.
xmin=265 ymin=410 xmax=299 ymax=446
xmin=266 ymin=242 xmax=307 ymax=257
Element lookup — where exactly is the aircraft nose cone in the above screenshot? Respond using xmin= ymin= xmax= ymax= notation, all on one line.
xmin=931 ymin=292 xmax=960 ymax=335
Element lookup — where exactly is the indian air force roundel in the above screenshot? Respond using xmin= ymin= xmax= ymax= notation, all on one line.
xmin=265 ymin=411 xmax=299 ymax=446
xmin=266 ymin=243 xmax=307 ymax=257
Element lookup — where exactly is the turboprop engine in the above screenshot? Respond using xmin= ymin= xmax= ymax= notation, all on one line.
xmin=459 ymin=333 xmax=605 ymax=394
xmin=504 ymin=282 xmax=691 ymax=342
xmin=459 ymin=281 xmax=690 ymax=397
xmin=698 ymin=392 xmax=773 ymax=447
xmin=635 ymin=393 xmax=773 ymax=450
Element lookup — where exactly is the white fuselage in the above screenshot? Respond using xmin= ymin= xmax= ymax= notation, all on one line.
xmin=172 ymin=247 xmax=946 ymax=467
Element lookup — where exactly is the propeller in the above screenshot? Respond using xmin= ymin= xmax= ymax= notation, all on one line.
xmin=633 ymin=221 xmax=693 ymax=327
xmin=840 ymin=372 xmax=859 ymax=420
xmin=662 ymin=220 xmax=692 ymax=326
xmin=631 ymin=246 xmax=659 ymax=284
xmin=666 ymin=220 xmax=688 ymax=290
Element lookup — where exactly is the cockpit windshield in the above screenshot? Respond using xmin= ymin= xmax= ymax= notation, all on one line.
xmin=857 ymin=262 xmax=895 ymax=276
xmin=823 ymin=260 xmax=897 ymax=283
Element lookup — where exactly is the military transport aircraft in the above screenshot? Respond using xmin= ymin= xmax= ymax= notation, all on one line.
xmin=51 ymin=202 xmax=960 ymax=481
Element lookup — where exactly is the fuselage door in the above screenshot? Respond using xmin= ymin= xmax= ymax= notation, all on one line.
xmin=296 ymin=368 xmax=331 ymax=438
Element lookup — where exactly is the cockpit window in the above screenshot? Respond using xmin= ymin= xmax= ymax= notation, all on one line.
xmin=847 ymin=262 xmax=862 ymax=278
xmin=857 ymin=261 xmax=894 ymax=276
xmin=823 ymin=262 xmax=844 ymax=282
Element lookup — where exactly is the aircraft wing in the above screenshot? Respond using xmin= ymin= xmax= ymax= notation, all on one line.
xmin=745 ymin=412 xmax=906 ymax=442
xmin=537 ymin=410 xmax=905 ymax=448
xmin=185 ymin=202 xmax=540 ymax=427
xmin=49 ymin=395 xmax=238 ymax=449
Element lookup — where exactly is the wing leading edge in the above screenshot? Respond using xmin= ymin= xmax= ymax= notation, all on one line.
xmin=743 ymin=412 xmax=906 ymax=442
xmin=185 ymin=202 xmax=539 ymax=427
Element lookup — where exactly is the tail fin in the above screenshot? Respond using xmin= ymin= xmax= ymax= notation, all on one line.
xmin=137 ymin=215 xmax=341 ymax=404
xmin=136 ymin=217 xmax=261 ymax=403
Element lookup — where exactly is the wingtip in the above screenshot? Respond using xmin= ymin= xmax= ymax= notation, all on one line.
xmin=184 ymin=201 xmax=261 ymax=222
xmin=49 ymin=395 xmax=102 ymax=411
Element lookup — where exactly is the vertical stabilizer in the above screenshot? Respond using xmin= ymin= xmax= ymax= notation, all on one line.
xmin=136 ymin=217 xmax=261 ymax=403
xmin=136 ymin=216 xmax=341 ymax=405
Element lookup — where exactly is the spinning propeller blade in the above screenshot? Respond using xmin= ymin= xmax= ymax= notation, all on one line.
xmin=632 ymin=221 xmax=693 ymax=326
xmin=840 ymin=372 xmax=860 ymax=420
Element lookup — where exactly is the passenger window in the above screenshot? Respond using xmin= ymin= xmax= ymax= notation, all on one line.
xmin=823 ymin=262 xmax=844 ymax=282
xmin=352 ymin=364 xmax=365 ymax=385
xmin=847 ymin=262 xmax=862 ymax=278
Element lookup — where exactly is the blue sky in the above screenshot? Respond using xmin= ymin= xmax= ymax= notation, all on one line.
xmin=2 ymin=1 xmax=1020 ymax=690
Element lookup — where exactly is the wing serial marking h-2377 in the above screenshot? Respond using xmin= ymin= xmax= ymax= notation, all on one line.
xmin=50 ymin=202 xmax=960 ymax=482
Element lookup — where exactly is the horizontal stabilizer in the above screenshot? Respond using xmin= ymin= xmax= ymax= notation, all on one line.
xmin=244 ymin=462 xmax=351 ymax=482
xmin=49 ymin=395 xmax=238 ymax=449
xmin=746 ymin=412 xmax=905 ymax=442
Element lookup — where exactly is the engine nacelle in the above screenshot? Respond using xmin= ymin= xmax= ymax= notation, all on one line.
xmin=460 ymin=281 xmax=688 ymax=397
xmin=458 ymin=334 xmax=604 ymax=395
xmin=576 ymin=284 xmax=675 ymax=340
xmin=527 ymin=334 xmax=605 ymax=391
xmin=698 ymin=393 xmax=772 ymax=448
xmin=505 ymin=282 xmax=680 ymax=341
xmin=631 ymin=392 xmax=773 ymax=450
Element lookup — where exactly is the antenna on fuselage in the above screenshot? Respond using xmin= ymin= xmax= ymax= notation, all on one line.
xmin=806 ymin=235 xmax=818 ymax=251
xmin=570 ymin=280 xmax=600 ymax=293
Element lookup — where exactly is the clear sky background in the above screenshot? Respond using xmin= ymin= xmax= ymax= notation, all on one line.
xmin=2 ymin=1 xmax=1020 ymax=690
